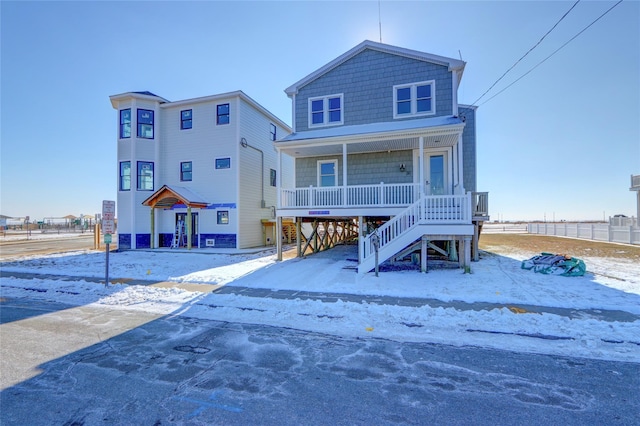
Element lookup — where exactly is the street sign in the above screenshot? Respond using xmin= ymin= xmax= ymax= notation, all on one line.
xmin=104 ymin=233 xmax=112 ymax=244
xmin=102 ymin=200 xmax=115 ymax=234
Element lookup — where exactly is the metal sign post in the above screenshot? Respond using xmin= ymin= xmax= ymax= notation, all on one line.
xmin=102 ymin=200 xmax=115 ymax=287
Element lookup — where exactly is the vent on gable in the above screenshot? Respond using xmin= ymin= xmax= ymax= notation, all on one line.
xmin=205 ymin=239 xmax=215 ymax=247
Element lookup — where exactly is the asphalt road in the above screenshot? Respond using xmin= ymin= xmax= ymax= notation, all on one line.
xmin=0 ymin=234 xmax=106 ymax=260
xmin=1 ymin=298 xmax=638 ymax=425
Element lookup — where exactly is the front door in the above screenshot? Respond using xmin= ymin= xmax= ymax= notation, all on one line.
xmin=423 ymin=151 xmax=448 ymax=195
xmin=176 ymin=212 xmax=198 ymax=248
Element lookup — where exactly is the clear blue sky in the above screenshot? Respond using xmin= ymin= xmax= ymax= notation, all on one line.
xmin=1 ymin=0 xmax=638 ymax=222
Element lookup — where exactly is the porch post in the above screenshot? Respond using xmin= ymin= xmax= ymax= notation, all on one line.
xmin=276 ymin=148 xmax=282 ymax=209
xmin=419 ymin=137 xmax=424 ymax=196
xmin=187 ymin=206 xmax=192 ymax=250
xmin=150 ymin=207 xmax=155 ymax=249
xmin=276 ymin=216 xmax=283 ymax=261
xmin=342 ymin=143 xmax=347 ymax=206
xmin=457 ymin=133 xmax=464 ymax=193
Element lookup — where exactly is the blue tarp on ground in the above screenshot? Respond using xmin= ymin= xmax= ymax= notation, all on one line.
xmin=521 ymin=253 xmax=586 ymax=277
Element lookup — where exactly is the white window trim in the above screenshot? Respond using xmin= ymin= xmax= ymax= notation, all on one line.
xmin=308 ymin=94 xmax=344 ymax=128
xmin=317 ymin=159 xmax=338 ymax=187
xmin=393 ymin=80 xmax=436 ymax=119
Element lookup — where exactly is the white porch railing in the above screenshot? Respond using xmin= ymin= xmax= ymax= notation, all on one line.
xmin=281 ymin=183 xmax=421 ymax=209
xmin=361 ymin=193 xmax=472 ymax=264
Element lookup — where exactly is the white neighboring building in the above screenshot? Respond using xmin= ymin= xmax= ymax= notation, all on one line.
xmin=109 ymin=91 xmax=291 ymax=250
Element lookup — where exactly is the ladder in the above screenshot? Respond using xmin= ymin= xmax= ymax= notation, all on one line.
xmin=171 ymin=220 xmax=187 ymax=249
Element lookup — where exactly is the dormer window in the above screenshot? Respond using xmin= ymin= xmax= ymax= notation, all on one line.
xmin=393 ymin=81 xmax=435 ymax=118
xmin=309 ymin=94 xmax=343 ymax=127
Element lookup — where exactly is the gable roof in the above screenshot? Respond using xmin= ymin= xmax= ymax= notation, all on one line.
xmin=142 ymin=185 xmax=209 ymax=209
xmin=285 ymin=40 xmax=466 ymax=96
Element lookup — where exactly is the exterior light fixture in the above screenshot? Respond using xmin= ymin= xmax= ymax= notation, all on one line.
xmin=400 ymin=164 xmax=406 ymax=172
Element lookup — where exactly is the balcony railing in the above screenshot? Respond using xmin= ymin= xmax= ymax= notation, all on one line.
xmin=281 ymin=183 xmax=422 ymax=209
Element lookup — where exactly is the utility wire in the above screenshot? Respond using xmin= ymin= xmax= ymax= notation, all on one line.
xmin=479 ymin=0 xmax=623 ymax=106
xmin=470 ymin=0 xmax=581 ymax=107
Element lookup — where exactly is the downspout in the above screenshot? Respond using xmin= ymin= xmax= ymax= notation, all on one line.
xmin=240 ymin=137 xmax=265 ymax=208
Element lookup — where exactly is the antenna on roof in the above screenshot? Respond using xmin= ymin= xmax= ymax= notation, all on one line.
xmin=378 ymin=0 xmax=382 ymax=42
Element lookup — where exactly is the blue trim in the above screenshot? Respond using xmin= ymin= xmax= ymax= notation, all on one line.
xmin=200 ymin=233 xmax=236 ymax=248
xmin=169 ymin=203 xmax=236 ymax=210
xmin=136 ymin=234 xmax=151 ymax=249
xmin=119 ymin=234 xmax=132 ymax=250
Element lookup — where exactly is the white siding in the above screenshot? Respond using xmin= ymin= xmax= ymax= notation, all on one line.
xmin=158 ymin=97 xmax=240 ymax=239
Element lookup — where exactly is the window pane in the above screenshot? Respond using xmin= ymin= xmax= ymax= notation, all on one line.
xmin=217 ymin=211 xmax=229 ymax=224
xmin=397 ymin=101 xmax=411 ymax=115
xmin=138 ymin=123 xmax=153 ymax=138
xmin=320 ymin=175 xmax=335 ymax=187
xmin=328 ymin=97 xmax=341 ymax=110
xmin=217 ymin=104 xmax=229 ymax=115
xmin=138 ymin=162 xmax=153 ymax=190
xmin=312 ymin=112 xmax=324 ymax=124
xmin=181 ymin=110 xmax=191 ymax=120
xmin=417 ymin=84 xmax=431 ymax=98
xmin=181 ymin=119 xmax=192 ymax=129
xmin=215 ymin=158 xmax=231 ymax=169
xmin=182 ymin=171 xmax=192 ymax=181
xmin=120 ymin=109 xmax=131 ymax=123
xmin=311 ymin=99 xmax=323 ymax=112
xmin=121 ymin=123 xmax=131 ymax=138
xmin=320 ymin=162 xmax=335 ymax=175
xmin=181 ymin=162 xmax=192 ymax=171
xmin=137 ymin=109 xmax=153 ymax=124
xmin=417 ymin=99 xmax=432 ymax=112
xmin=397 ymin=87 xmax=411 ymax=101
xmin=329 ymin=110 xmax=341 ymax=123
xmin=120 ymin=162 xmax=131 ymax=191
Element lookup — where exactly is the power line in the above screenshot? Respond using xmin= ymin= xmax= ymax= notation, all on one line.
xmin=479 ymin=0 xmax=624 ymax=106
xmin=469 ymin=0 xmax=581 ymax=107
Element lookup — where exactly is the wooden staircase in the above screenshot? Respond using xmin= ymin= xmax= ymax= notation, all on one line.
xmin=358 ymin=194 xmax=474 ymax=274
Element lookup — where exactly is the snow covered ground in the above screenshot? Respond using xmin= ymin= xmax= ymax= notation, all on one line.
xmin=1 ymin=239 xmax=639 ymax=363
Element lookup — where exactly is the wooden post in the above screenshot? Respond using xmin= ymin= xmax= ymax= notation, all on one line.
xmin=421 ymin=236 xmax=428 ymax=273
xmin=296 ymin=217 xmax=302 ymax=257
xmin=150 ymin=207 xmax=155 ymax=249
xmin=187 ymin=206 xmax=192 ymax=250
xmin=276 ymin=216 xmax=283 ymax=261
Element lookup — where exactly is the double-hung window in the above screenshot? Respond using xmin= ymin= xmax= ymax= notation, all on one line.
xmin=137 ymin=161 xmax=154 ymax=191
xmin=309 ymin=94 xmax=343 ymax=127
xmin=119 ymin=109 xmax=131 ymax=138
xmin=181 ymin=109 xmax=192 ymax=130
xmin=317 ymin=160 xmax=337 ymax=187
xmin=217 ymin=103 xmax=229 ymax=125
xmin=137 ymin=109 xmax=154 ymax=138
xmin=180 ymin=161 xmax=192 ymax=181
xmin=393 ymin=81 xmax=435 ymax=118
xmin=119 ymin=161 xmax=131 ymax=191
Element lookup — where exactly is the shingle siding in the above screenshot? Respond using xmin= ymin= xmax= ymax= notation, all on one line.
xmin=295 ymin=150 xmax=414 ymax=187
xmin=459 ymin=106 xmax=477 ymax=192
xmin=295 ymin=49 xmax=453 ymax=131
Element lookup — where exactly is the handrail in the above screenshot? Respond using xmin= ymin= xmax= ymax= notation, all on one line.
xmin=361 ymin=193 xmax=471 ymax=261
